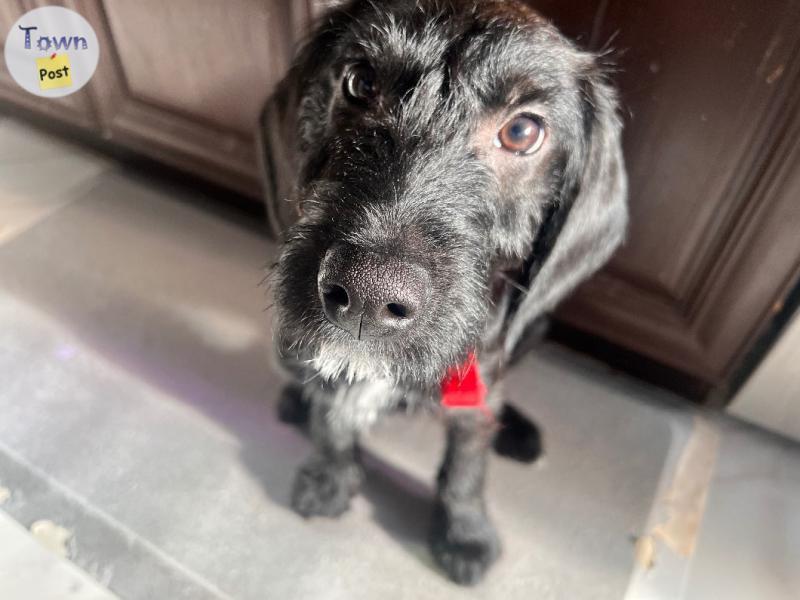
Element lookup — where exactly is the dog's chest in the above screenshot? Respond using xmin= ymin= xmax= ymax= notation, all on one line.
xmin=308 ymin=379 xmax=410 ymax=431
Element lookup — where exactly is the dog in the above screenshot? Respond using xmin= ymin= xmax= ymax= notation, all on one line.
xmin=259 ymin=0 xmax=627 ymax=585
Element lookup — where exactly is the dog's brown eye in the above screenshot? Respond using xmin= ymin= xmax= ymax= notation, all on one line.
xmin=496 ymin=114 xmax=545 ymax=155
xmin=343 ymin=63 xmax=378 ymax=104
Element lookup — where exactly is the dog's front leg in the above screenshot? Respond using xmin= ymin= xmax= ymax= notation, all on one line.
xmin=290 ymin=389 xmax=363 ymax=518
xmin=431 ymin=409 xmax=500 ymax=585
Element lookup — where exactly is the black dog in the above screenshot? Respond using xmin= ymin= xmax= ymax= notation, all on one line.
xmin=259 ymin=0 xmax=627 ymax=585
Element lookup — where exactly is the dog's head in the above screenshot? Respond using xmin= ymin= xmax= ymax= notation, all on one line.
xmin=261 ymin=0 xmax=627 ymax=387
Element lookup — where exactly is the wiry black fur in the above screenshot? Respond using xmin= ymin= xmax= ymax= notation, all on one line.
xmin=260 ymin=0 xmax=627 ymax=585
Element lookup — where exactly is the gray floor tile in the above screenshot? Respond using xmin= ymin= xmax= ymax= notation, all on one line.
xmin=0 ymin=120 xmax=112 ymax=244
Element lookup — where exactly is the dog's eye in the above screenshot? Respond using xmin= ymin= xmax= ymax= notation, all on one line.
xmin=496 ymin=114 xmax=546 ymax=155
xmin=343 ymin=63 xmax=378 ymax=104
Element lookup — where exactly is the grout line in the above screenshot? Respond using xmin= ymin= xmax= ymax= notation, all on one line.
xmin=0 ymin=439 xmax=235 ymax=600
xmin=0 ymin=509 xmax=122 ymax=600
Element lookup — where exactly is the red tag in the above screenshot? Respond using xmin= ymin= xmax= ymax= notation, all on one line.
xmin=440 ymin=352 xmax=487 ymax=409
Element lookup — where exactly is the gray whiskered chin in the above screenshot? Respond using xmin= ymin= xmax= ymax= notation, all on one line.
xmin=311 ymin=339 xmax=395 ymax=384
xmin=274 ymin=318 xmax=403 ymax=384
xmin=276 ymin=314 xmax=459 ymax=389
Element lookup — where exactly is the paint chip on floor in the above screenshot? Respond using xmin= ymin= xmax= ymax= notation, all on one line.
xmin=30 ymin=520 xmax=72 ymax=558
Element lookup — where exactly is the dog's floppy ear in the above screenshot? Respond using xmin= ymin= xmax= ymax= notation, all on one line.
xmin=257 ymin=66 xmax=302 ymax=239
xmin=257 ymin=7 xmax=347 ymax=239
xmin=504 ymin=61 xmax=629 ymax=354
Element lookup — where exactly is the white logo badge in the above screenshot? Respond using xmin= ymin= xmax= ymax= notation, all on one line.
xmin=4 ymin=6 xmax=99 ymax=98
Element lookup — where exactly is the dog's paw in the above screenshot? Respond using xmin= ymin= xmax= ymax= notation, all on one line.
xmin=493 ymin=402 xmax=543 ymax=464
xmin=277 ymin=383 xmax=311 ymax=425
xmin=291 ymin=458 xmax=361 ymax=518
xmin=429 ymin=504 xmax=501 ymax=586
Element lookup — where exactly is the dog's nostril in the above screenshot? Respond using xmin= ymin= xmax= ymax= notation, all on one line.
xmin=323 ymin=283 xmax=349 ymax=308
xmin=385 ymin=302 xmax=411 ymax=320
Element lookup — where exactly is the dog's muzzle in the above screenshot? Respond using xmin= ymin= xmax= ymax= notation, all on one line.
xmin=317 ymin=243 xmax=431 ymax=341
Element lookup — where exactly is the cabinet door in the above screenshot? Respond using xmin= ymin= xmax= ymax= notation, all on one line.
xmin=532 ymin=0 xmax=800 ymax=390
xmin=83 ymin=0 xmax=310 ymax=196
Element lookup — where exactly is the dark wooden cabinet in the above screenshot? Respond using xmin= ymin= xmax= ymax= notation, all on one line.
xmin=533 ymin=0 xmax=800 ymax=394
xmin=2 ymin=0 xmax=799 ymax=398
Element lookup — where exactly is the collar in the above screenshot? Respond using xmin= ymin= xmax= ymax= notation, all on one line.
xmin=440 ymin=352 xmax=488 ymax=411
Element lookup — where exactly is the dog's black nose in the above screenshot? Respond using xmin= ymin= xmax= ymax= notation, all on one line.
xmin=318 ymin=244 xmax=429 ymax=340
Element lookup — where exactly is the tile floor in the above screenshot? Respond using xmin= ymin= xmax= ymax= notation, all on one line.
xmin=0 ymin=116 xmax=798 ymax=599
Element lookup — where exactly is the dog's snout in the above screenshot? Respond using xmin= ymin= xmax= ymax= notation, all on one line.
xmin=318 ymin=244 xmax=429 ymax=340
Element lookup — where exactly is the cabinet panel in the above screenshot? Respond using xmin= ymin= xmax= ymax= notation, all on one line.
xmin=101 ymin=0 xmax=294 ymax=136
xmin=86 ymin=0 xmax=308 ymax=196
